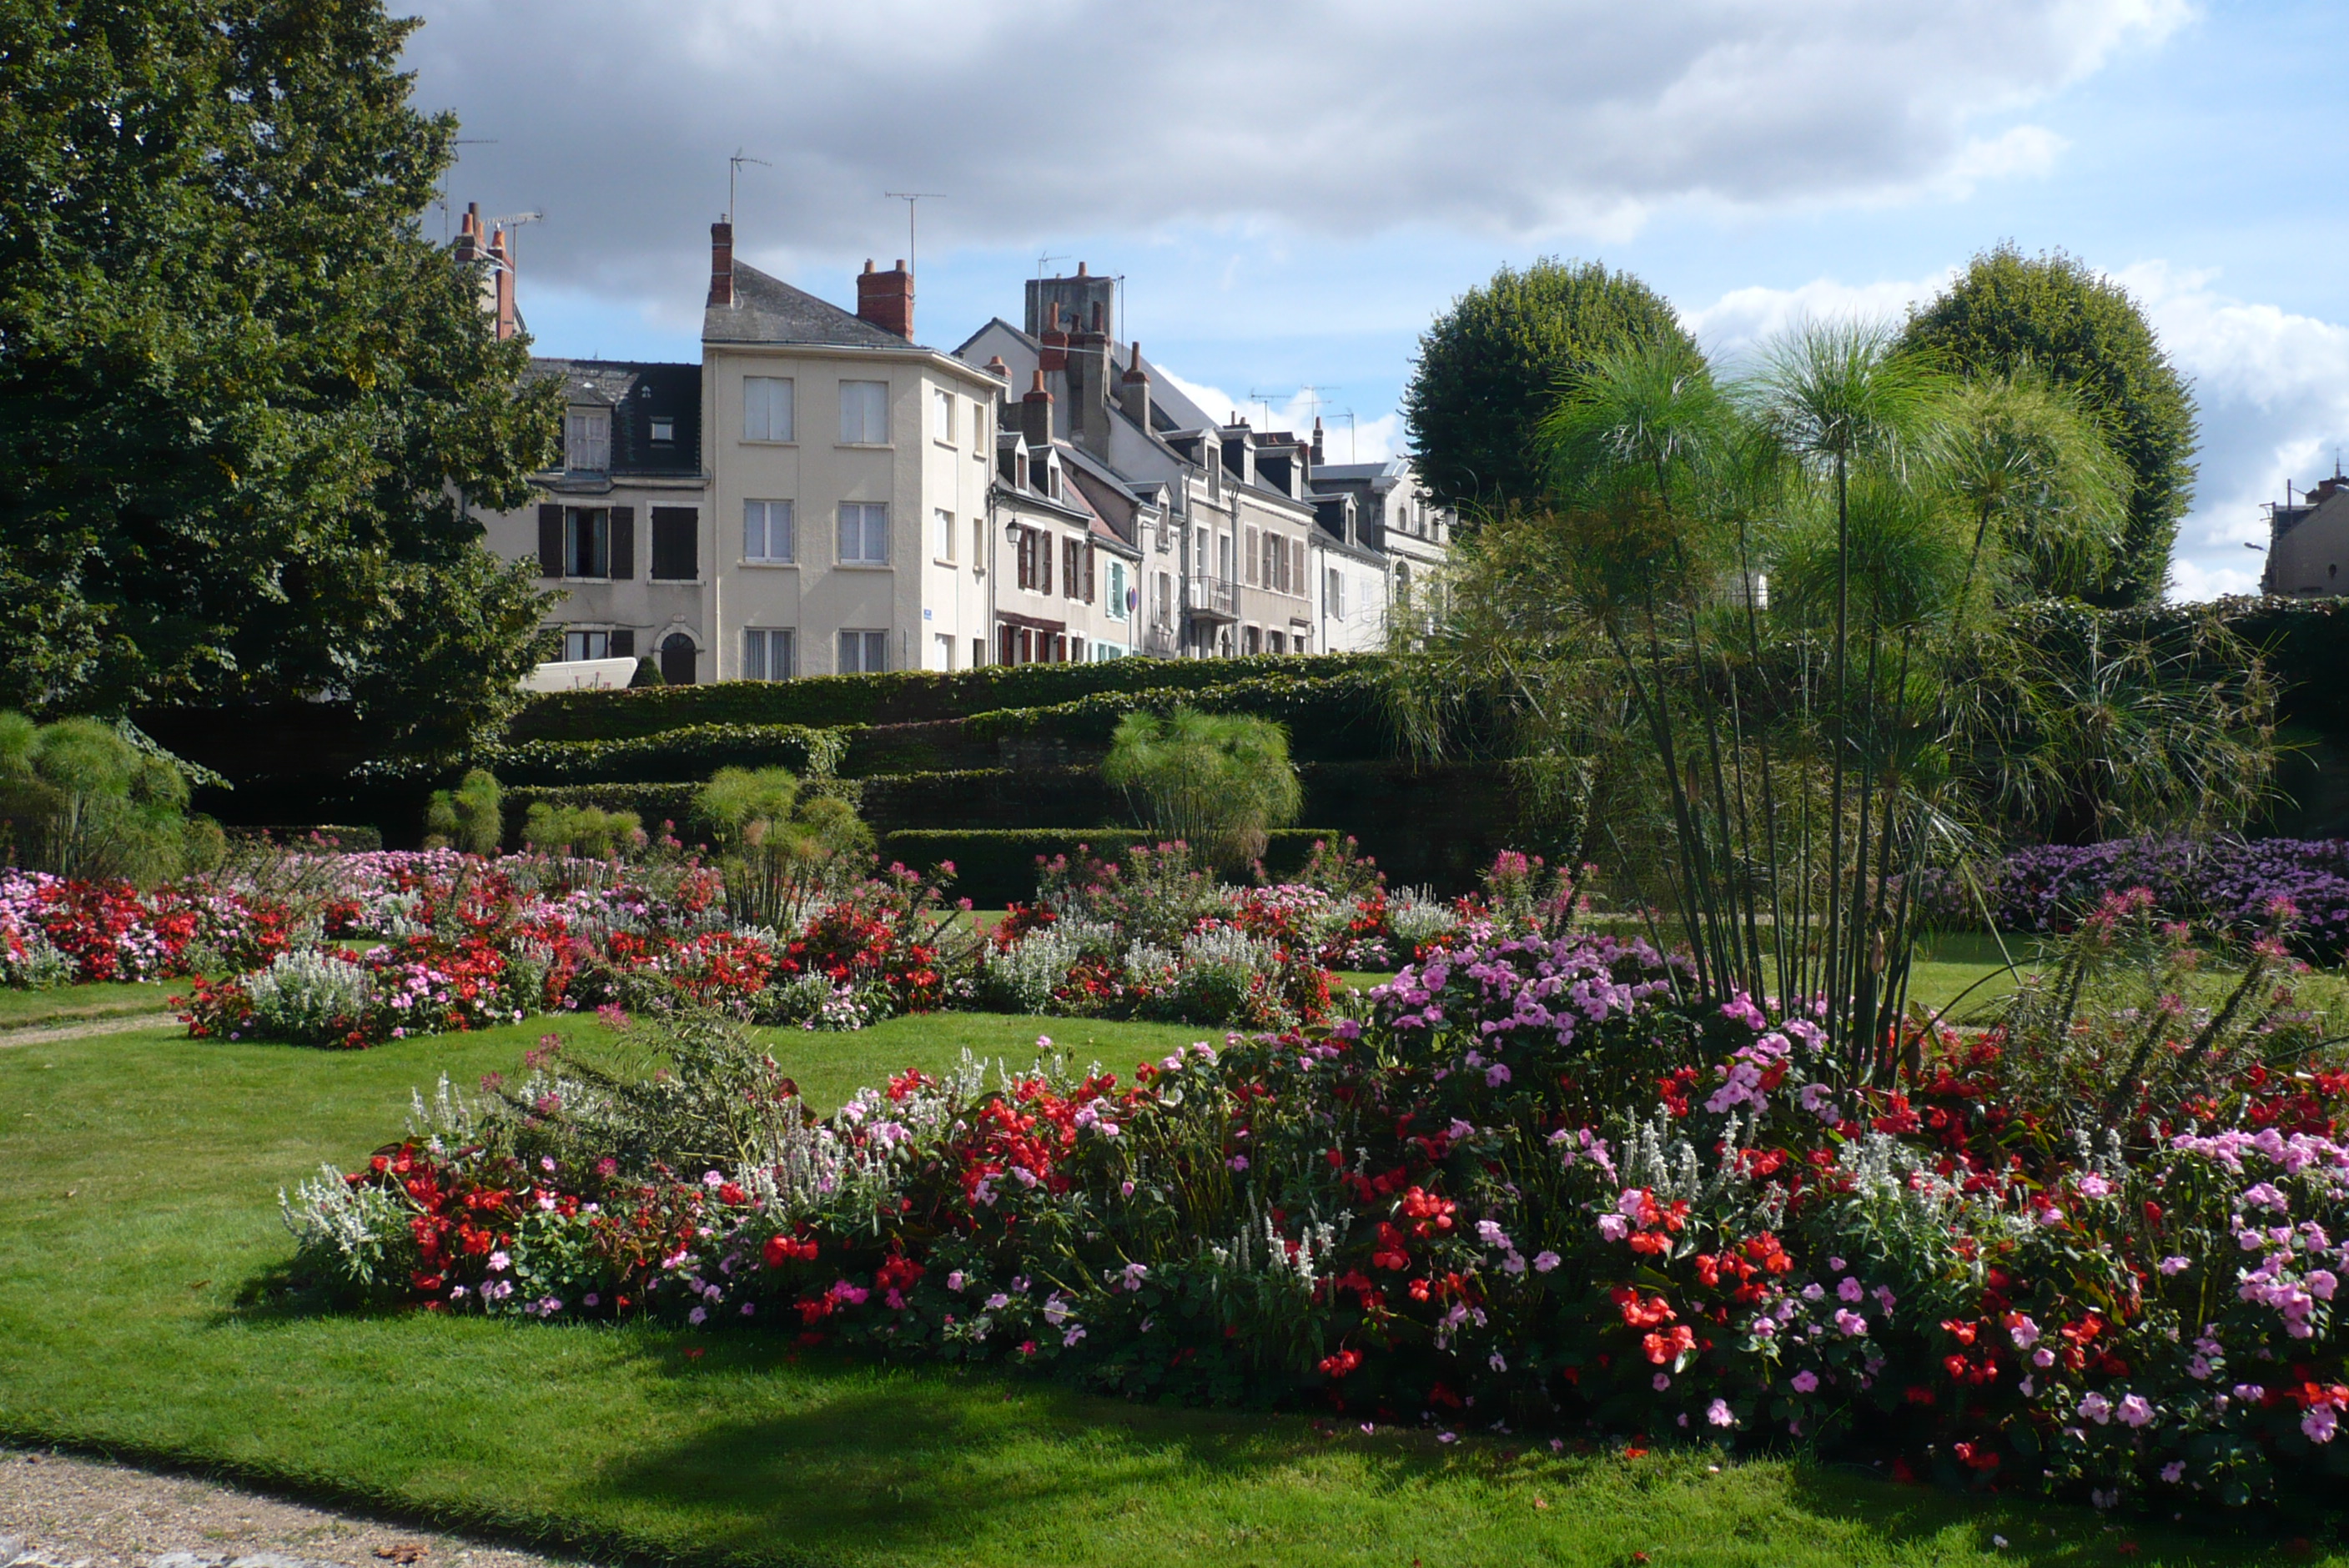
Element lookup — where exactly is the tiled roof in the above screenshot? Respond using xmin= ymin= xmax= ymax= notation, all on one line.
xmin=705 ymin=261 xmax=914 ymax=350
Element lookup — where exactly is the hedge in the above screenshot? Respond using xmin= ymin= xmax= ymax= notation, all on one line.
xmin=223 ymin=823 xmax=385 ymax=852
xmin=501 ymin=779 xmax=865 ymax=850
xmin=878 ymin=829 xmax=1340 ymax=907
xmin=487 ymin=723 xmax=851 ymax=787
xmin=505 ymin=653 xmax=1383 ymax=743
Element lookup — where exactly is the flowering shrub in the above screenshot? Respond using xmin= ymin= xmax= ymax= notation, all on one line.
xmin=1914 ymin=837 xmax=2349 ymax=961
xmin=290 ymin=894 xmax=2349 ymax=1518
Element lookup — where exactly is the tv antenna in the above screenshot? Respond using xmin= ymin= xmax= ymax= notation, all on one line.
xmin=1340 ymin=409 xmax=1357 ymax=463
xmin=1035 ymin=252 xmax=1069 ymax=279
xmin=884 ymin=192 xmax=946 ymax=275
xmin=1294 ymin=384 xmax=1340 ymax=423
xmin=434 ymin=138 xmax=499 ymax=241
xmin=727 ymin=150 xmax=771 ymax=226
xmin=490 ymin=210 xmax=543 ymax=272
xmin=1245 ymin=389 xmax=1290 ymax=427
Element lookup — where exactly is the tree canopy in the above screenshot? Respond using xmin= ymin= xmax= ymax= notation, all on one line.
xmin=1402 ymin=259 xmax=1693 ymax=515
xmin=0 ymin=0 xmax=558 ymax=757
xmin=1900 ymin=244 xmax=2196 ymax=607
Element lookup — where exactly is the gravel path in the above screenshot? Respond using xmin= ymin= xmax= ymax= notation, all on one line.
xmin=0 ymin=1450 xmax=594 ymax=1568
xmin=0 ymin=1014 xmax=181 ymax=1048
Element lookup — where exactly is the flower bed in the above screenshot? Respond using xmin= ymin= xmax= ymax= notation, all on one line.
xmin=290 ymin=900 xmax=2349 ymax=1517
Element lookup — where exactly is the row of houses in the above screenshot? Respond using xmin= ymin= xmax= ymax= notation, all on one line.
xmin=460 ymin=208 xmax=1450 ymax=682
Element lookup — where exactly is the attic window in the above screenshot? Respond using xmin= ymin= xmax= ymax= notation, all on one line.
xmin=649 ymin=415 xmax=676 ymax=444
xmin=565 ymin=408 xmax=610 ymax=472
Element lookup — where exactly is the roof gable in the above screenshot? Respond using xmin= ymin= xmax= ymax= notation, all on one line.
xmin=707 ymin=261 xmax=914 ymax=350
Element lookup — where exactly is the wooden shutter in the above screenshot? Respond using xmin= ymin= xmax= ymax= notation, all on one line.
xmin=538 ymin=504 xmax=563 ymax=577
xmin=650 ymin=507 xmax=697 ymax=580
xmin=609 ymin=506 xmax=635 ymax=580
xmin=1084 ymin=542 xmax=1096 ymax=603
xmin=609 ymin=629 xmax=635 ymax=658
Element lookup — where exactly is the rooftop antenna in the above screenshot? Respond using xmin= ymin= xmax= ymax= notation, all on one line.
xmin=727 ymin=149 xmax=771 ymax=227
xmin=490 ymin=210 xmax=543 ymax=272
xmin=1035 ymin=252 xmax=1069 ymax=279
xmin=883 ymin=192 xmax=946 ymax=276
xmin=1246 ymin=389 xmax=1290 ymax=427
xmin=1340 ymin=409 xmax=1357 ymax=463
xmin=1294 ymin=384 xmax=1340 ymax=423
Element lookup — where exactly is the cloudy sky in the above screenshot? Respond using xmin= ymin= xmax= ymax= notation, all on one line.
xmin=404 ymin=0 xmax=2348 ymax=600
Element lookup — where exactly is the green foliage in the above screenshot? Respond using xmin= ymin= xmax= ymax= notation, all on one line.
xmin=1901 ymin=244 xmax=2197 ymax=607
xmin=628 ymin=657 xmax=666 ymax=688
xmin=1938 ymin=373 xmax=2130 ymax=602
xmin=0 ymin=711 xmax=204 ymax=882
xmin=424 ymin=769 xmax=503 ymax=854
xmin=1403 ymin=258 xmax=1693 ymax=513
xmin=521 ymin=802 xmax=641 ymax=859
xmin=505 ymin=654 xmax=1378 ymax=744
xmin=878 ymin=830 xmax=1334 ymax=907
xmin=1102 ymin=708 xmax=1302 ymax=871
xmin=489 ymin=723 xmax=848 ymax=787
xmin=694 ymin=766 xmax=874 ymax=930
xmin=958 ymin=670 xmax=1398 ymax=761
xmin=0 ymin=0 xmax=559 ymax=756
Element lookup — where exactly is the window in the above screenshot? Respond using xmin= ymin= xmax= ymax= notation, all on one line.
xmin=1326 ymin=566 xmax=1345 ymax=619
xmin=1217 ymin=532 xmax=1233 ymax=580
xmin=744 ymin=500 xmax=795 ymax=563
xmin=933 ymin=388 xmax=954 ymax=445
xmin=744 ymin=377 xmax=794 ymax=442
xmin=1267 ymin=630 xmax=1285 ymax=655
xmin=933 ymin=632 xmax=954 ymax=671
xmin=839 ymin=630 xmax=888 ymax=674
xmin=649 ymin=507 xmax=697 ymax=580
xmin=972 ymin=516 xmax=986 ymax=572
xmin=564 ymin=408 xmax=610 ymax=471
xmin=1106 ymin=560 xmax=1129 ymax=621
xmin=742 ymin=627 xmax=794 ymax=681
xmin=1242 ymin=626 xmax=1260 ymax=656
xmin=563 ymin=629 xmax=610 ymax=662
xmin=1015 ymin=526 xmax=1052 ymax=593
xmin=840 ymin=380 xmax=889 ymax=444
xmin=972 ymin=636 xmax=984 ymax=668
xmin=838 ymin=502 xmax=889 ymax=564
xmin=565 ymin=507 xmax=609 ymax=578
xmin=1063 ymin=537 xmax=1088 ymax=601
xmin=1245 ymin=527 xmax=1260 ymax=585
xmin=1154 ymin=571 xmax=1170 ymax=622
xmin=1292 ymin=540 xmax=1305 ymax=596
xmin=934 ymin=508 xmax=955 ymax=560
xmin=649 ymin=415 xmax=676 ymax=445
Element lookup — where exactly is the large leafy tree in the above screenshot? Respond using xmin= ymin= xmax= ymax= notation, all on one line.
xmin=1900 ymin=244 xmax=2196 ymax=607
xmin=1401 ymin=258 xmax=1692 ymax=515
xmin=0 ymin=0 xmax=558 ymax=758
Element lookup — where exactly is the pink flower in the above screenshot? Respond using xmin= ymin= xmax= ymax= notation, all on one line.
xmin=1837 ymin=1276 xmax=1864 ymax=1303
xmin=2305 ymin=1405 xmax=2339 ymax=1445
xmin=1706 ymin=1399 xmax=1736 ymax=1428
xmin=1791 ymin=1370 xmax=1819 ymax=1394
xmin=1597 ymin=1214 xmax=1630 ymax=1242
xmin=1533 ymin=1250 xmax=1561 ymax=1273
xmin=2117 ymin=1395 xmax=2155 ymax=1428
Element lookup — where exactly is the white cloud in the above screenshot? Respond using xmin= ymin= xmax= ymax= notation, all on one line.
xmin=1156 ymin=367 xmax=1406 ymax=465
xmin=1677 ymin=259 xmax=2349 ymax=602
xmin=402 ymin=0 xmax=2184 ymax=300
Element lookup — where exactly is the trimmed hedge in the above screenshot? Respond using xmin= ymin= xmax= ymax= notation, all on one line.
xmin=878 ymin=828 xmax=1339 ymax=907
xmin=506 ymin=653 xmax=1382 ymax=742
xmin=857 ymin=767 xmax=1118 ymax=832
xmin=488 ymin=723 xmax=851 ymax=788
xmin=224 ymin=823 xmax=385 ymax=852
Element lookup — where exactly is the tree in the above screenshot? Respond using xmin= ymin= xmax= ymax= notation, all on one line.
xmin=1403 ymin=259 xmax=1693 ymax=515
xmin=1102 ymin=709 xmax=1302 ymax=872
xmin=1900 ymin=244 xmax=2196 ymax=607
xmin=0 ymin=0 xmax=559 ymax=757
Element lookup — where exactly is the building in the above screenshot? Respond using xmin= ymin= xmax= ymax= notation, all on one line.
xmin=472 ymin=229 xmax=1447 ymax=678
xmin=2261 ymin=471 xmax=2349 ymax=598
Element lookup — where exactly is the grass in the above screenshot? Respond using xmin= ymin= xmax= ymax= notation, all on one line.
xmin=3 ymin=1013 xmax=2340 ymax=1567
xmin=0 ymin=978 xmax=179 ymax=1030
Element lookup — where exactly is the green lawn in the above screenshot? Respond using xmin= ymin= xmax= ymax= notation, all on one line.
xmin=1 ymin=1014 xmax=2335 ymax=1567
xmin=0 ymin=977 xmax=179 ymax=1030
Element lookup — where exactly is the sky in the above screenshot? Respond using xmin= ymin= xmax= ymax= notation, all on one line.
xmin=401 ymin=0 xmax=2349 ymax=601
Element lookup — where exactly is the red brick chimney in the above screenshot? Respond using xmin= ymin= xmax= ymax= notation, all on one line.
xmin=1021 ymin=369 xmax=1054 ymax=449
xmin=1039 ymin=299 xmax=1068 ymax=372
xmin=857 ymin=258 xmax=914 ymax=339
xmin=707 ymin=221 xmax=735 ymax=309
xmin=487 ymin=224 xmax=517 ymax=341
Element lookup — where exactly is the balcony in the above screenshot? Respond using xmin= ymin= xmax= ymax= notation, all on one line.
xmin=1185 ymin=575 xmax=1237 ymax=622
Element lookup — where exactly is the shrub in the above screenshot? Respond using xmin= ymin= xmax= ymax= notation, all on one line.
xmin=425 ymin=769 xmax=504 ymax=854
xmin=695 ymin=766 xmax=874 ymax=932
xmin=521 ymin=802 xmax=641 ymax=859
xmin=0 ymin=712 xmax=204 ymax=883
xmin=239 ymin=949 xmax=376 ymax=1046
xmin=1103 ymin=708 xmax=1302 ymax=870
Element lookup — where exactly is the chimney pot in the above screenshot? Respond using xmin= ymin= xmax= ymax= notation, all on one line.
xmin=895 ymin=259 xmax=905 ymax=272
xmin=1077 ymin=261 xmax=1088 ymax=276
xmin=863 ymin=259 xmax=875 ymax=274
xmin=1021 ymin=369 xmax=1054 ymax=448
xmin=983 ymin=355 xmax=1009 ymax=380
xmin=1122 ymin=341 xmax=1148 ymax=383
xmin=855 ymin=258 xmax=914 ymax=339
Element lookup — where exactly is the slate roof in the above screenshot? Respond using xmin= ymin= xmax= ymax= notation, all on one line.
xmin=528 ymin=358 xmax=702 ymax=475
xmin=705 ymin=260 xmax=916 ymax=350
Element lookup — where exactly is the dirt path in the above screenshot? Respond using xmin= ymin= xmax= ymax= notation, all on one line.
xmin=0 ymin=1015 xmax=181 ymax=1048
xmin=0 ymin=1450 xmax=591 ymax=1568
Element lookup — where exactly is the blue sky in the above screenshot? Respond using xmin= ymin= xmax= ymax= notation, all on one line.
xmin=405 ymin=0 xmax=2349 ymax=599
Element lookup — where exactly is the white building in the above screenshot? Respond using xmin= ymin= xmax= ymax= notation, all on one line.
xmin=1308 ymin=455 xmax=1453 ymax=650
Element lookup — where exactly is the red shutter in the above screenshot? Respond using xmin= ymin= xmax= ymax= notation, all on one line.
xmin=609 ymin=506 xmax=635 ymax=580
xmin=538 ymin=504 xmax=563 ymax=577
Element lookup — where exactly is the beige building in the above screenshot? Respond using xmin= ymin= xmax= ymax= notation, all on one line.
xmin=2261 ymin=472 xmax=2349 ymax=598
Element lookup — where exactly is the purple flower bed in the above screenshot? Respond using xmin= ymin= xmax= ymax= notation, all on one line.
xmin=1918 ymin=838 xmax=2349 ymax=958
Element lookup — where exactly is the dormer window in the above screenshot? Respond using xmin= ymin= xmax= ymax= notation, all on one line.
xmin=565 ymin=407 xmax=610 ymax=472
xmin=649 ymin=415 xmax=676 ymax=444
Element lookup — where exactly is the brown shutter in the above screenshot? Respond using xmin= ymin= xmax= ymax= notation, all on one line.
xmin=608 ymin=506 xmax=635 ymax=580
xmin=609 ymin=629 xmax=635 ymax=658
xmin=538 ymin=504 xmax=563 ymax=577
xmin=1084 ymin=542 xmax=1095 ymax=603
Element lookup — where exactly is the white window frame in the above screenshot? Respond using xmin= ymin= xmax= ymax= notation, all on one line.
xmin=742 ymin=626 xmax=795 ymax=682
xmin=564 ymin=408 xmax=611 ymax=472
xmin=934 ymin=507 xmax=955 ymax=562
xmin=744 ymin=377 xmax=795 ymax=443
xmin=838 ymin=629 xmax=888 ymax=674
xmin=648 ymin=415 xmax=676 ymax=444
xmin=563 ymin=629 xmax=611 ymax=662
xmin=932 ymin=387 xmax=954 ymax=445
xmin=744 ymin=500 xmax=796 ymax=564
xmin=971 ymin=516 xmax=986 ymax=573
xmin=839 ymin=502 xmax=889 ymax=565
xmin=1106 ymin=559 xmax=1129 ymax=621
xmin=840 ymin=380 xmax=889 ymax=445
